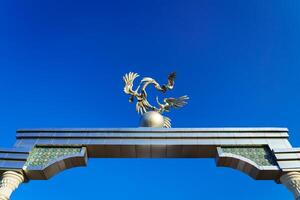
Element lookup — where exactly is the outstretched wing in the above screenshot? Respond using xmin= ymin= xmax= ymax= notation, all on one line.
xmin=165 ymin=95 xmax=189 ymax=109
xmin=167 ymin=72 xmax=176 ymax=89
xmin=163 ymin=116 xmax=171 ymax=128
xmin=123 ymin=72 xmax=139 ymax=95
xmin=161 ymin=72 xmax=176 ymax=92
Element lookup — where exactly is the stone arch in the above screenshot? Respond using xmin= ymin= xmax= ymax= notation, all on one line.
xmin=23 ymin=146 xmax=87 ymax=180
xmin=216 ymin=146 xmax=281 ymax=180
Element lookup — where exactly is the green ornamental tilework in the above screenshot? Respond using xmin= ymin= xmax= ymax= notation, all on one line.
xmin=25 ymin=147 xmax=82 ymax=167
xmin=222 ymin=146 xmax=277 ymax=166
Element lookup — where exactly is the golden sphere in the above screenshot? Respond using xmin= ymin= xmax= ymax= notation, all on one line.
xmin=140 ymin=111 xmax=164 ymax=128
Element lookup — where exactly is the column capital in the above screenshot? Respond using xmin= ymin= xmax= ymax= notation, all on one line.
xmin=280 ymin=172 xmax=300 ymax=200
xmin=0 ymin=171 xmax=24 ymax=200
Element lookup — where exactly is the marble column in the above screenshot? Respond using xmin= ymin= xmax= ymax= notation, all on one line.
xmin=280 ymin=172 xmax=300 ymax=200
xmin=0 ymin=171 xmax=24 ymax=200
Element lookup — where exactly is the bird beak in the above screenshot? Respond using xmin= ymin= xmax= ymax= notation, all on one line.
xmin=129 ymin=96 xmax=134 ymax=102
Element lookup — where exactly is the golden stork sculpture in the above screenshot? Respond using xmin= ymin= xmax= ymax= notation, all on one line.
xmin=123 ymin=72 xmax=189 ymax=128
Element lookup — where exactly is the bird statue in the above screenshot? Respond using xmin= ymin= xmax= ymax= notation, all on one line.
xmin=123 ymin=72 xmax=189 ymax=128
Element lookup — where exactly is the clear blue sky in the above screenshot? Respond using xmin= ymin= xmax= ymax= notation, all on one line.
xmin=0 ymin=0 xmax=300 ymax=199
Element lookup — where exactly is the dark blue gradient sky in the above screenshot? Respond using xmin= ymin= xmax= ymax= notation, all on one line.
xmin=0 ymin=0 xmax=300 ymax=199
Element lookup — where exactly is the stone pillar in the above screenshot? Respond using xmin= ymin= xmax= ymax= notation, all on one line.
xmin=280 ymin=172 xmax=300 ymax=200
xmin=0 ymin=171 xmax=24 ymax=200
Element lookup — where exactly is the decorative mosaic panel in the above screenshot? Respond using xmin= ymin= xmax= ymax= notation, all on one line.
xmin=221 ymin=146 xmax=277 ymax=166
xmin=24 ymin=147 xmax=82 ymax=167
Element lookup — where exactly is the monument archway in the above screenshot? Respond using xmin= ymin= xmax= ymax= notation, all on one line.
xmin=1 ymin=72 xmax=300 ymax=199
xmin=0 ymin=127 xmax=300 ymax=200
